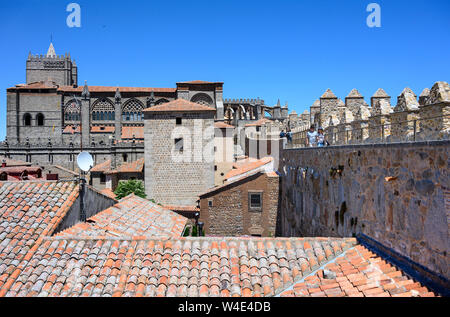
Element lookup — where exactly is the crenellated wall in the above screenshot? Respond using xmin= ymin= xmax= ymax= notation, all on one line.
xmin=290 ymin=81 xmax=450 ymax=147
xmin=278 ymin=140 xmax=450 ymax=278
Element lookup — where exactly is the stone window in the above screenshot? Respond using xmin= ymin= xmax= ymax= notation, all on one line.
xmin=176 ymin=117 xmax=182 ymax=125
xmin=64 ymin=99 xmax=81 ymax=122
xmin=208 ymin=199 xmax=213 ymax=207
xmin=175 ymin=138 xmax=183 ymax=152
xmin=248 ymin=192 xmax=263 ymax=211
xmin=100 ymin=173 xmax=106 ymax=184
xmin=191 ymin=93 xmax=214 ymax=106
xmin=123 ymin=153 xmax=128 ymax=162
xmin=122 ymin=99 xmax=144 ymax=121
xmin=23 ymin=113 xmax=32 ymax=126
xmin=36 ymin=113 xmax=45 ymax=126
xmin=92 ymin=98 xmax=115 ymax=122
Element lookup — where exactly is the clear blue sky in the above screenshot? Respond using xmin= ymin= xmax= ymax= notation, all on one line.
xmin=0 ymin=0 xmax=449 ymax=139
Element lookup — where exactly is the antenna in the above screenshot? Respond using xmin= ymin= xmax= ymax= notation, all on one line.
xmin=76 ymin=151 xmax=93 ymax=222
xmin=77 ymin=151 xmax=93 ymax=172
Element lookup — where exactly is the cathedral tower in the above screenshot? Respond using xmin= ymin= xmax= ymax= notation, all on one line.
xmin=26 ymin=43 xmax=78 ymax=86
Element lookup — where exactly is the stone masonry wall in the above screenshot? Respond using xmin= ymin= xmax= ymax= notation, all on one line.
xmin=200 ymin=172 xmax=279 ymax=237
xmin=279 ymin=141 xmax=449 ymax=278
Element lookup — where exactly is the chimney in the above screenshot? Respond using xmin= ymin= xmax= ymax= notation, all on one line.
xmin=1 ymin=159 xmax=6 ymax=168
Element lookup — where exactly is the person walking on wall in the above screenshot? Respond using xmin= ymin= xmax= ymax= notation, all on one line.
xmin=306 ymin=125 xmax=318 ymax=147
xmin=317 ymin=127 xmax=327 ymax=147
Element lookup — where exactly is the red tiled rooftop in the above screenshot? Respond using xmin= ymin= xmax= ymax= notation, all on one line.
xmin=91 ymin=126 xmax=115 ymax=133
xmin=58 ymin=86 xmax=177 ymax=93
xmin=144 ymin=99 xmax=216 ymax=113
xmin=0 ymin=157 xmax=31 ymax=167
xmin=90 ymin=160 xmax=111 ymax=173
xmin=245 ymin=118 xmax=270 ymax=127
xmin=121 ymin=126 xmax=144 ymax=139
xmin=214 ymin=122 xmax=235 ymax=129
xmin=62 ymin=125 xmax=80 ymax=134
xmin=225 ymin=157 xmax=273 ymax=180
xmin=0 ymin=181 xmax=79 ymax=292
xmin=0 ymin=236 xmax=435 ymax=297
xmin=106 ymin=158 xmax=144 ymax=174
xmin=100 ymin=188 xmax=117 ymax=200
xmin=56 ymin=194 xmax=188 ymax=239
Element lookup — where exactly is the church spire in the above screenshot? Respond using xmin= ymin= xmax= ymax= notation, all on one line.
xmin=46 ymin=42 xmax=56 ymax=57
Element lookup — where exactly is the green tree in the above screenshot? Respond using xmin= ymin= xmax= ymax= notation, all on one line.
xmin=114 ymin=179 xmax=146 ymax=200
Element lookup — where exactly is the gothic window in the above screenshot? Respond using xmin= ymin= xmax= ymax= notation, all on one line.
xmin=36 ymin=113 xmax=45 ymax=126
xmin=122 ymin=99 xmax=144 ymax=121
xmin=64 ymin=99 xmax=81 ymax=123
xmin=23 ymin=113 xmax=32 ymax=126
xmin=92 ymin=98 xmax=115 ymax=121
xmin=190 ymin=93 xmax=214 ymax=106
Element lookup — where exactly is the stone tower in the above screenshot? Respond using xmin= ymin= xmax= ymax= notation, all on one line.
xmin=26 ymin=43 xmax=78 ymax=86
xmin=143 ymin=99 xmax=216 ymax=206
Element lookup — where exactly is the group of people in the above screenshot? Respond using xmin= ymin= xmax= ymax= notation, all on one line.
xmin=279 ymin=126 xmax=328 ymax=147
xmin=306 ymin=125 xmax=328 ymax=147
xmin=279 ymin=130 xmax=293 ymax=143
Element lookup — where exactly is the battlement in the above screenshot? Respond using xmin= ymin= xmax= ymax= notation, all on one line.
xmin=289 ymin=81 xmax=450 ymax=147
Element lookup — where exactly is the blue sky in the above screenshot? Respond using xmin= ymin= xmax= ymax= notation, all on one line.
xmin=0 ymin=0 xmax=449 ymax=139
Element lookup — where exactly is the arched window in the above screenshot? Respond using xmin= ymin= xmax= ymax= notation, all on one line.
xmin=36 ymin=113 xmax=45 ymax=126
xmin=64 ymin=99 xmax=81 ymax=123
xmin=122 ymin=99 xmax=144 ymax=121
xmin=190 ymin=93 xmax=214 ymax=106
xmin=92 ymin=98 xmax=115 ymax=121
xmin=23 ymin=113 xmax=32 ymax=126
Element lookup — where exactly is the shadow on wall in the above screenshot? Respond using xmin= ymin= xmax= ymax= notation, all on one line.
xmin=279 ymin=140 xmax=449 ymax=279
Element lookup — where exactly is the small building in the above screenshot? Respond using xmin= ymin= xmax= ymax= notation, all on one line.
xmin=0 ymin=157 xmax=43 ymax=181
xmin=199 ymin=169 xmax=280 ymax=237
xmin=89 ymin=158 xmax=144 ymax=191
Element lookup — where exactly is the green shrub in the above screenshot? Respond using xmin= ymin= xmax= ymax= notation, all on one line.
xmin=113 ymin=180 xmax=146 ymax=200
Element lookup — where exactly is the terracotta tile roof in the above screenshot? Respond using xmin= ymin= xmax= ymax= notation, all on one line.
xmin=0 ymin=181 xmax=79 ymax=292
xmin=91 ymin=126 xmax=115 ymax=133
xmin=225 ymin=157 xmax=273 ymax=180
xmin=58 ymin=86 xmax=177 ymax=93
xmin=106 ymin=158 xmax=144 ymax=175
xmin=121 ymin=126 xmax=144 ymax=139
xmin=62 ymin=125 xmax=80 ymax=134
xmin=0 ymin=157 xmax=31 ymax=167
xmin=245 ymin=118 xmax=270 ymax=127
xmin=163 ymin=205 xmax=199 ymax=213
xmin=56 ymin=195 xmax=188 ymax=239
xmin=177 ymin=80 xmax=222 ymax=85
xmin=279 ymin=244 xmax=436 ymax=297
xmin=8 ymin=81 xmax=59 ymax=90
xmin=144 ymin=99 xmax=216 ymax=113
xmin=90 ymin=160 xmax=111 ymax=173
xmin=100 ymin=188 xmax=117 ymax=200
xmin=2 ymin=237 xmax=359 ymax=297
xmin=214 ymin=122 xmax=234 ymax=129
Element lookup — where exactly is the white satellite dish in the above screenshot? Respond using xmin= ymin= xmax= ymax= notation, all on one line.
xmin=77 ymin=151 xmax=94 ymax=172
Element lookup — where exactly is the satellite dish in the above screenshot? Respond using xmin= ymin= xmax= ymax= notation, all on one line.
xmin=77 ymin=151 xmax=94 ymax=172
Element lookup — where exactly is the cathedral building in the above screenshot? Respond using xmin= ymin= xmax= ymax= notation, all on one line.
xmin=3 ymin=43 xmax=291 ymax=171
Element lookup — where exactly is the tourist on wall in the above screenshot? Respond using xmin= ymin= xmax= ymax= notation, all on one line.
xmin=317 ymin=127 xmax=327 ymax=147
xmin=306 ymin=125 xmax=318 ymax=147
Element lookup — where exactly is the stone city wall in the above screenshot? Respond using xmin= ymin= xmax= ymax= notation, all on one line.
xmin=279 ymin=141 xmax=449 ymax=278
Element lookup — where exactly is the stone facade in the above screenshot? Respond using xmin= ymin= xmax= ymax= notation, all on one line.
xmin=279 ymin=141 xmax=449 ymax=278
xmin=144 ymin=107 xmax=215 ymax=206
xmin=199 ymin=172 xmax=279 ymax=237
